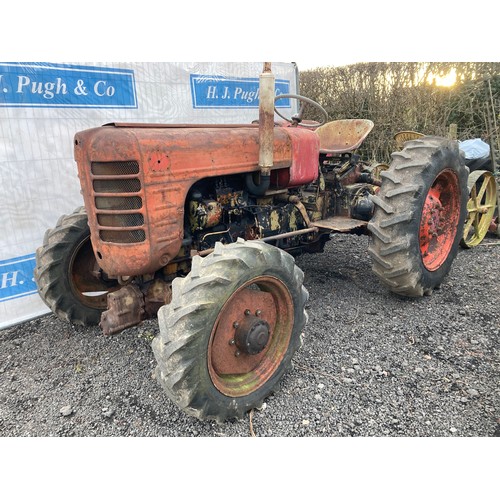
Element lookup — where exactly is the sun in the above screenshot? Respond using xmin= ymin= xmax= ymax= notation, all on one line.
xmin=427 ymin=68 xmax=457 ymax=87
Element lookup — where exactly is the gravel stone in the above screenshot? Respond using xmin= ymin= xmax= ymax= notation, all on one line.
xmin=0 ymin=233 xmax=499 ymax=437
xmin=59 ymin=405 xmax=73 ymax=417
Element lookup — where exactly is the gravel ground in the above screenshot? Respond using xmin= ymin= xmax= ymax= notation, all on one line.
xmin=1 ymin=233 xmax=499 ymax=438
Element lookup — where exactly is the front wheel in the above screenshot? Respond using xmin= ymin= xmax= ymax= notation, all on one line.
xmin=151 ymin=239 xmax=308 ymax=422
xmin=34 ymin=207 xmax=121 ymax=325
xmin=368 ymin=136 xmax=468 ymax=296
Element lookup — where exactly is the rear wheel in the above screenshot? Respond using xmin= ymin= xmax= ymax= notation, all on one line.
xmin=368 ymin=136 xmax=468 ymax=296
xmin=35 ymin=207 xmax=120 ymax=325
xmin=152 ymin=239 xmax=308 ymax=422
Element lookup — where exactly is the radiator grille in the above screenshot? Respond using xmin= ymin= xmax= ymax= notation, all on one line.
xmin=93 ymin=178 xmax=141 ymax=193
xmin=95 ymin=196 xmax=142 ymax=210
xmin=97 ymin=213 xmax=144 ymax=227
xmin=99 ymin=229 xmax=146 ymax=243
xmin=91 ymin=160 xmax=145 ymax=243
xmin=91 ymin=161 xmax=140 ymax=176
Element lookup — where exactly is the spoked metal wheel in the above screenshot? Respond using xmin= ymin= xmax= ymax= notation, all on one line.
xmin=460 ymin=170 xmax=498 ymax=248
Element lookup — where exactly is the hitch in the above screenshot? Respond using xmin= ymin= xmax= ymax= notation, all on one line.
xmin=100 ymin=280 xmax=172 ymax=335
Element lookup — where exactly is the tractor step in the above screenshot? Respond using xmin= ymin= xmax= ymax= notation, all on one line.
xmin=313 ymin=216 xmax=368 ymax=232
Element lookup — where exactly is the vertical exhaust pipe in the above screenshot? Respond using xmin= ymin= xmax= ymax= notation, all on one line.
xmin=259 ymin=62 xmax=275 ymax=177
xmin=246 ymin=62 xmax=274 ymax=195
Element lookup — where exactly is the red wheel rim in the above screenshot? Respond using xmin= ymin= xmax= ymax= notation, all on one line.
xmin=419 ymin=169 xmax=461 ymax=271
xmin=208 ymin=276 xmax=294 ymax=398
xmin=70 ymin=236 xmax=120 ymax=309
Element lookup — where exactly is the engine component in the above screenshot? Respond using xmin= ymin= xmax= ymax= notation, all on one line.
xmin=189 ymin=195 xmax=223 ymax=232
xmin=100 ymin=279 xmax=172 ymax=334
xmin=100 ymin=284 xmax=145 ymax=335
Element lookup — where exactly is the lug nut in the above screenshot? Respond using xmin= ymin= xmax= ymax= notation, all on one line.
xmin=255 ymin=310 xmax=262 ymax=316
xmin=235 ymin=350 xmax=241 ymax=357
xmin=244 ymin=309 xmax=251 ymax=316
xmin=233 ymin=321 xmax=239 ymax=328
xmin=229 ymin=339 xmax=235 ymax=346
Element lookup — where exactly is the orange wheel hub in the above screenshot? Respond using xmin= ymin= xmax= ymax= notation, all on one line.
xmin=419 ymin=169 xmax=461 ymax=271
xmin=208 ymin=275 xmax=294 ymax=398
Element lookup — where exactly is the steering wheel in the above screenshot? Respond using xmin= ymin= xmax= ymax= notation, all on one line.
xmin=274 ymin=93 xmax=328 ymax=128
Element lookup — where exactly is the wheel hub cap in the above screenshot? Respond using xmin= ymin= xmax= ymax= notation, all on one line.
xmin=235 ymin=315 xmax=270 ymax=355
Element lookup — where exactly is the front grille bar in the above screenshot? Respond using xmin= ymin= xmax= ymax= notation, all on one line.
xmin=90 ymin=161 xmax=146 ymax=243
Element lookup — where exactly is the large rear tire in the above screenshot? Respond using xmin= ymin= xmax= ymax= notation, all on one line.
xmin=35 ymin=207 xmax=120 ymax=325
xmin=368 ymin=137 xmax=468 ymax=296
xmin=151 ymin=239 xmax=308 ymax=422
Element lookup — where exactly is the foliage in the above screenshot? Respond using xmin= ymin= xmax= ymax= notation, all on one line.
xmin=299 ymin=62 xmax=500 ymax=163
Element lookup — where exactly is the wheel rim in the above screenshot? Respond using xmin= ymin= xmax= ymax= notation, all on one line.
xmin=69 ymin=236 xmax=120 ymax=310
xmin=208 ymin=275 xmax=294 ymax=398
xmin=462 ymin=171 xmax=497 ymax=248
xmin=419 ymin=169 xmax=462 ymax=271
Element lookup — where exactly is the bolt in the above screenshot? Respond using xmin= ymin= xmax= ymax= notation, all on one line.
xmin=233 ymin=321 xmax=239 ymax=329
xmin=229 ymin=339 xmax=235 ymax=346
xmin=244 ymin=309 xmax=251 ymax=316
xmin=255 ymin=310 xmax=262 ymax=317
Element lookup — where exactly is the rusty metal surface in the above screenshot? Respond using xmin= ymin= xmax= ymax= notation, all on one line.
xmin=393 ymin=130 xmax=424 ymax=150
xmin=315 ymin=119 xmax=374 ymax=154
xmin=98 ymin=280 xmax=171 ymax=335
xmin=210 ymin=287 xmax=277 ymax=376
xmin=106 ymin=122 xmax=261 ymax=129
xmin=144 ymin=279 xmax=172 ymax=318
xmin=312 ymin=216 xmax=368 ymax=232
xmin=274 ymin=127 xmax=319 ymax=188
xmin=70 ymin=236 xmax=121 ymax=310
xmin=258 ymin=63 xmax=275 ymax=175
xmin=99 ymin=285 xmax=145 ymax=335
xmin=461 ymin=170 xmax=497 ymax=248
xmin=261 ymin=227 xmax=318 ymax=242
xmin=419 ymin=169 xmax=461 ymax=271
xmin=208 ymin=276 xmax=293 ymax=398
xmin=74 ymin=124 xmax=320 ymax=277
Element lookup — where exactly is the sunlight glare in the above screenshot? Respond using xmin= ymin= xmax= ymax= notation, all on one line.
xmin=427 ymin=68 xmax=457 ymax=87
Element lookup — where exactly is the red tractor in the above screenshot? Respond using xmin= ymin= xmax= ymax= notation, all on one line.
xmin=35 ymin=63 xmax=468 ymax=421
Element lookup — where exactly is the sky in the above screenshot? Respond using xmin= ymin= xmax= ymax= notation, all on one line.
xmin=4 ymin=3 xmax=499 ymax=66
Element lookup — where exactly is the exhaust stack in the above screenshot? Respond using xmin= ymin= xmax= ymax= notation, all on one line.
xmin=246 ymin=62 xmax=274 ymax=195
xmin=258 ymin=61 xmax=275 ymax=177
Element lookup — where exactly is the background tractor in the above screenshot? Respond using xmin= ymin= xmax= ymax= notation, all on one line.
xmin=35 ymin=63 xmax=469 ymax=422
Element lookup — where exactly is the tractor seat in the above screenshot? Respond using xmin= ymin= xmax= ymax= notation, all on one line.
xmin=393 ymin=130 xmax=424 ymax=150
xmin=315 ymin=119 xmax=374 ymax=154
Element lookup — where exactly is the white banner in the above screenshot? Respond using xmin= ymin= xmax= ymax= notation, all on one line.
xmin=0 ymin=61 xmax=299 ymax=329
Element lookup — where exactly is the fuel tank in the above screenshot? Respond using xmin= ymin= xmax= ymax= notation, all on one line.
xmin=74 ymin=122 xmax=319 ymax=277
